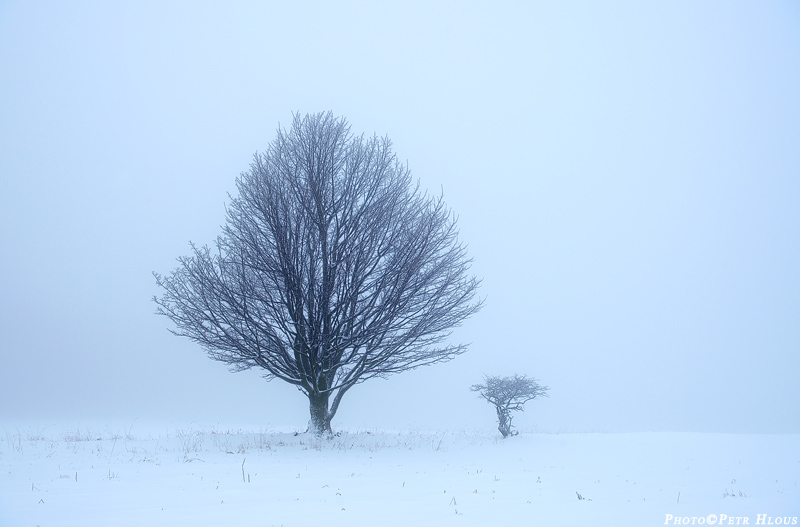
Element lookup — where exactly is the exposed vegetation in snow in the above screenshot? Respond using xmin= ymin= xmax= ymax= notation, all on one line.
xmin=1 ymin=424 xmax=797 ymax=526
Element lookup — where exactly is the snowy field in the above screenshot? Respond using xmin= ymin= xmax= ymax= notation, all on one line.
xmin=1 ymin=424 xmax=798 ymax=526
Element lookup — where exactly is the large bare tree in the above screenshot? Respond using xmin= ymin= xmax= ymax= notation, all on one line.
xmin=154 ymin=112 xmax=482 ymax=435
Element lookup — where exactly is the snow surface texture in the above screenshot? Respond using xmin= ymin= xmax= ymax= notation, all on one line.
xmin=1 ymin=424 xmax=798 ymax=526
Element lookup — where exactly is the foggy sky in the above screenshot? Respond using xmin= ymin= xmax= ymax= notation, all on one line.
xmin=1 ymin=0 xmax=798 ymax=433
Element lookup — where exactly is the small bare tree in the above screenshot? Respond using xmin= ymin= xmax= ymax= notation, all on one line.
xmin=471 ymin=375 xmax=549 ymax=438
xmin=154 ymin=112 xmax=483 ymax=436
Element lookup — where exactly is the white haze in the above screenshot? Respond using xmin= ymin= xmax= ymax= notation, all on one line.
xmin=1 ymin=1 xmax=799 ymax=433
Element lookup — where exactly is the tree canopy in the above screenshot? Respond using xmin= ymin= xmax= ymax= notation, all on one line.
xmin=154 ymin=112 xmax=483 ymax=434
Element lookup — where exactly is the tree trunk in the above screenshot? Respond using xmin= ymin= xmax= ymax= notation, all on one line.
xmin=496 ymin=406 xmax=513 ymax=438
xmin=307 ymin=392 xmax=333 ymax=436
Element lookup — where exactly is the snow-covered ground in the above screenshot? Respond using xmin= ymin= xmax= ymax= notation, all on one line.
xmin=1 ymin=423 xmax=797 ymax=526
